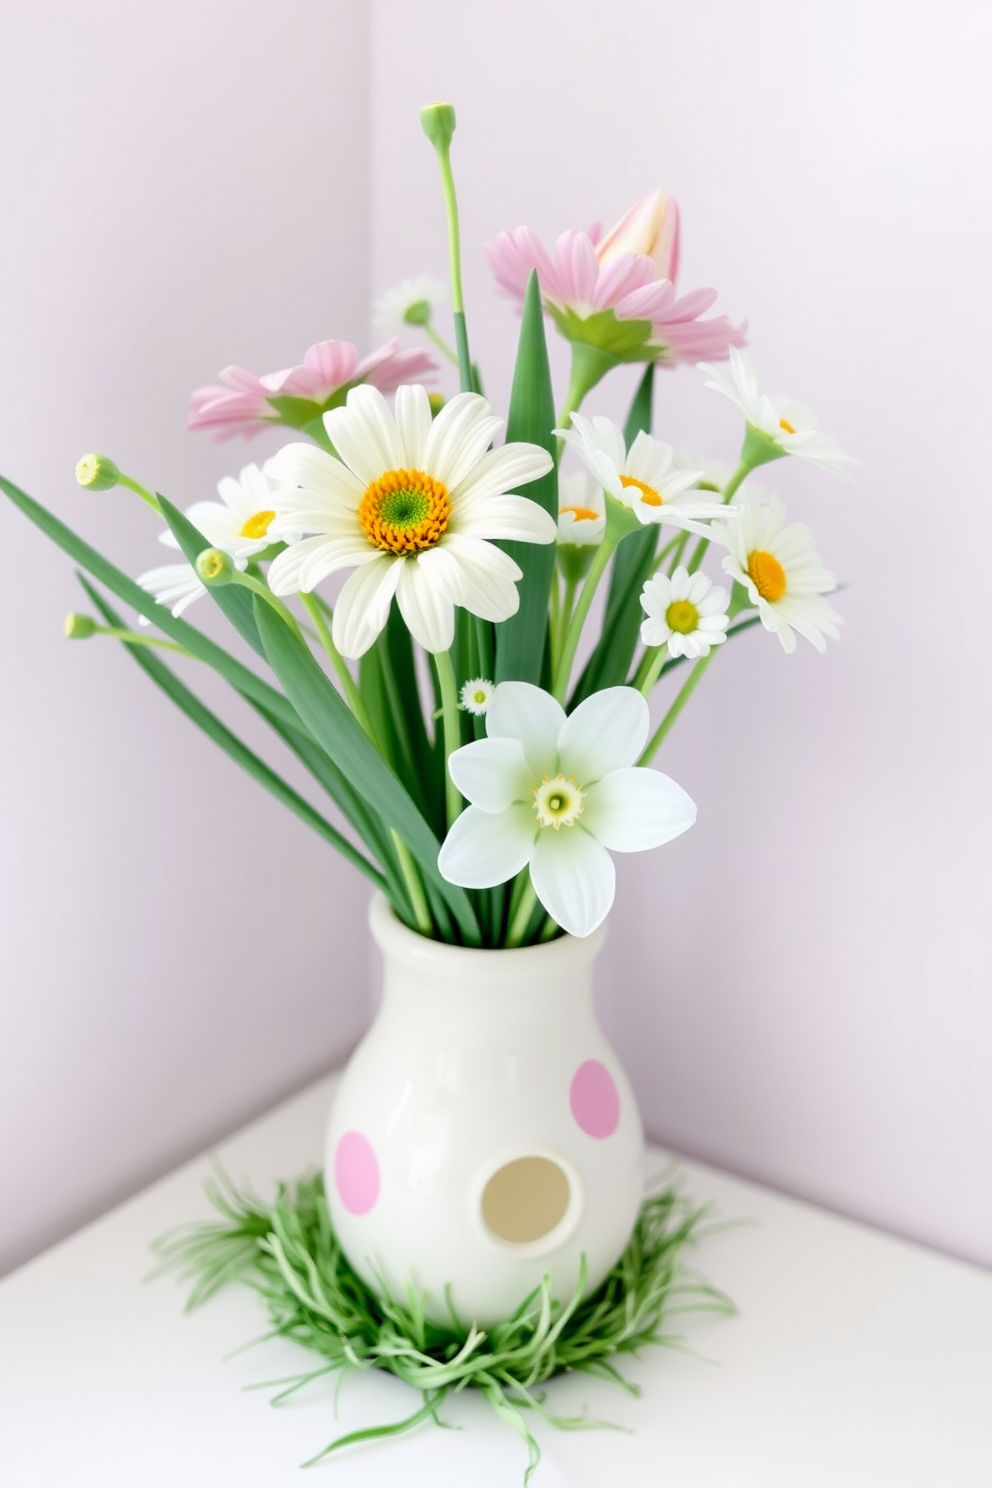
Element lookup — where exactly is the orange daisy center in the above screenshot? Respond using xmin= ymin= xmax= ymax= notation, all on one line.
xmin=560 ymin=504 xmax=600 ymax=522
xmin=358 ymin=468 xmax=451 ymax=554
xmin=779 ymin=418 xmax=796 ymax=435
xmin=620 ymin=474 xmax=662 ymax=507
xmin=746 ymin=549 xmax=787 ymax=603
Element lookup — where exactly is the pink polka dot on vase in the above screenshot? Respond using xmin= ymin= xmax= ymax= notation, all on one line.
xmin=334 ymin=1130 xmax=380 ymax=1215
xmin=569 ymin=1060 xmax=620 ymax=1139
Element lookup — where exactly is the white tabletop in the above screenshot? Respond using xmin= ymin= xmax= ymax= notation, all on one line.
xmin=1 ymin=1073 xmax=990 ymax=1487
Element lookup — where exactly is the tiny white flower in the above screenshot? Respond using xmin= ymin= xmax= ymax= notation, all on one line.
xmin=373 ymin=276 xmax=447 ymax=334
xmin=557 ymin=414 xmax=728 ymax=536
xmin=136 ymin=461 xmax=283 ymax=619
xmin=265 ymin=384 xmax=556 ymax=659
xmin=699 ymin=347 xmax=857 ymax=478
xmin=712 ymin=490 xmax=841 ymax=654
xmin=557 ymin=470 xmax=605 ymax=547
xmin=640 ymin=566 xmax=730 ymax=659
xmin=438 ymin=682 xmax=696 ymax=938
xmin=461 ymin=678 xmax=495 ymax=716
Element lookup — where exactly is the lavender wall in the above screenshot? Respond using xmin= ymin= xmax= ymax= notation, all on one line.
xmin=2 ymin=0 xmax=990 ymax=1280
xmin=370 ymin=0 xmax=992 ymax=1266
xmin=0 ymin=1 xmax=374 ymax=1274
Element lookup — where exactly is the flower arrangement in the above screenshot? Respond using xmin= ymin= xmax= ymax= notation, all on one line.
xmin=2 ymin=101 xmax=853 ymax=953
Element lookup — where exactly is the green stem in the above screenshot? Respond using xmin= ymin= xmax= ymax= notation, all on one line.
xmin=556 ymin=342 xmax=618 ymax=440
xmin=638 ymin=651 xmax=716 ymax=765
xmin=423 ymin=321 xmax=459 ymax=366
xmin=228 ymin=570 xmax=305 ymax=642
xmin=117 ymin=473 xmax=162 ymax=514
xmin=656 ymin=532 xmax=687 ymax=575
xmin=637 ymin=646 xmax=668 ymax=698
xmin=391 ymin=830 xmax=432 ymax=936
xmin=506 ymin=877 xmax=539 ymax=948
xmin=95 ymin=625 xmax=190 ymax=654
xmin=299 ymin=594 xmax=377 ymax=741
xmin=685 ymin=458 xmax=752 ymax=575
xmin=434 ymin=649 xmax=463 ymax=828
xmin=552 ymin=536 xmax=616 ymax=703
xmin=432 ymin=141 xmax=473 ymax=393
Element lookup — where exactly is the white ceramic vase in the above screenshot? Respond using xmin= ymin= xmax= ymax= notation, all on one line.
xmin=325 ymin=895 xmax=644 ymax=1328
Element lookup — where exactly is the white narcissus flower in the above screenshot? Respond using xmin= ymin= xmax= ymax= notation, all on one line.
xmin=438 ymin=682 xmax=696 ymax=938
xmin=137 ymin=461 xmax=283 ymax=619
xmin=640 ymin=566 xmax=730 ymax=659
xmin=699 ymin=347 xmax=857 ymax=478
xmin=557 ymin=470 xmax=605 ymax=547
xmin=712 ymin=491 xmax=841 ymax=654
xmin=461 ymin=678 xmax=495 ymax=716
xmin=373 ymin=275 xmax=447 ymax=333
xmin=265 ymin=384 xmax=556 ymax=658
xmin=558 ymin=414 xmax=727 ymax=536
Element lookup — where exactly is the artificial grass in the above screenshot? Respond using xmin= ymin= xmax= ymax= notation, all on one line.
xmin=153 ymin=1169 xmax=732 ymax=1483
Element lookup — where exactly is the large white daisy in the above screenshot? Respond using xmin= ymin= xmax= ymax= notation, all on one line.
xmin=699 ymin=347 xmax=856 ymax=478
xmin=265 ymin=385 xmax=555 ymax=658
xmin=712 ymin=490 xmax=842 ymax=654
xmin=137 ymin=461 xmax=282 ymax=619
xmin=437 ymin=682 xmax=696 ymax=938
xmin=557 ymin=414 xmax=726 ymax=536
xmin=640 ymin=566 xmax=730 ymax=660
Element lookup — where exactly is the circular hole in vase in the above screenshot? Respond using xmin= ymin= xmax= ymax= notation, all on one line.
xmin=480 ymin=1155 xmax=572 ymax=1246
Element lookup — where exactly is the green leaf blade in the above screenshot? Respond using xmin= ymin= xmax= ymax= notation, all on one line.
xmin=493 ymin=271 xmax=558 ymax=685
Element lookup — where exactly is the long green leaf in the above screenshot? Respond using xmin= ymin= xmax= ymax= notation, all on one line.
xmin=494 ymin=271 xmax=558 ymax=684
xmin=79 ymin=576 xmax=388 ymax=893
xmin=570 ymin=364 xmax=657 ymax=705
xmin=0 ymin=473 xmax=307 ymax=740
xmin=253 ymin=597 xmax=480 ymax=944
xmin=158 ymin=494 xmax=264 ymax=658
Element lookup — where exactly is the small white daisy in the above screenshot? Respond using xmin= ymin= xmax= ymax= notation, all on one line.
xmin=640 ymin=566 xmax=730 ymax=660
xmin=699 ymin=347 xmax=857 ymax=478
xmin=712 ymin=490 xmax=841 ymax=654
xmin=460 ymin=678 xmax=495 ymax=716
xmin=373 ymin=276 xmax=447 ymax=334
xmin=557 ymin=470 xmax=605 ymax=547
xmin=557 ymin=414 xmax=728 ymax=536
xmin=136 ymin=461 xmax=282 ymax=619
xmin=265 ymin=384 xmax=555 ymax=658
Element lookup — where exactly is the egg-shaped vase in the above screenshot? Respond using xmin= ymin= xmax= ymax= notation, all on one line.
xmin=325 ymin=895 xmax=644 ymax=1329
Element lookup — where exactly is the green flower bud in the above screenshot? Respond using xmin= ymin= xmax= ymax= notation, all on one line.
xmin=195 ymin=548 xmax=235 ymax=585
xmin=402 ymin=298 xmax=432 ymax=327
xmin=76 ymin=453 xmax=120 ymax=491
xmin=420 ymin=102 xmax=456 ymax=153
xmin=64 ymin=612 xmax=97 ymax=639
xmin=557 ymin=543 xmax=597 ymax=585
xmin=427 ymin=392 xmax=446 ymax=419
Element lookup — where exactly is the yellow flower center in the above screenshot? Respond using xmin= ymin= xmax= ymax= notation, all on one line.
xmin=560 ymin=504 xmax=600 ymax=522
xmin=240 ymin=510 xmax=276 ymax=540
xmin=779 ymin=417 xmax=796 ymax=435
xmin=746 ymin=549 xmax=787 ymax=602
xmin=359 ymin=467 xmax=451 ymax=554
xmin=620 ymin=474 xmax=662 ymax=506
xmin=665 ymin=599 xmax=699 ymax=635
xmin=533 ymin=774 xmax=585 ymax=830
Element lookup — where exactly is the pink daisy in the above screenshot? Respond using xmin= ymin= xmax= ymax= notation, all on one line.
xmin=485 ymin=204 xmax=744 ymax=367
xmin=188 ymin=338 xmax=437 ymax=440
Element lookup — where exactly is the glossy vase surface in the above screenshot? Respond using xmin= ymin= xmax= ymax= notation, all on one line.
xmin=325 ymin=895 xmax=644 ymax=1327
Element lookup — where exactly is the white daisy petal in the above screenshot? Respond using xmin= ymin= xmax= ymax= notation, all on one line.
xmin=424 ymin=393 xmax=504 ymax=488
xmin=558 ymin=687 xmax=650 ymax=782
xmin=583 ymin=767 xmax=696 ymax=852
xmin=530 ymin=827 xmax=616 ymax=939
xmin=324 ymin=385 xmax=404 ymax=484
xmin=393 ymin=384 xmax=432 ymax=469
xmin=267 ymin=443 xmax=366 ymax=505
xmin=441 ymin=534 xmax=522 ymax=622
xmin=437 ymin=803 xmax=535 ymax=889
xmin=331 ymin=555 xmax=403 ymax=658
xmin=447 ymin=737 xmax=532 ymax=813
xmin=486 ymin=681 xmax=566 ymax=778
xmin=451 ymin=493 xmax=557 ymax=544
xmin=396 ymin=550 xmax=457 ymax=653
xmin=268 ymin=535 xmax=367 ymax=596
xmin=453 ymin=443 xmax=555 ymax=508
